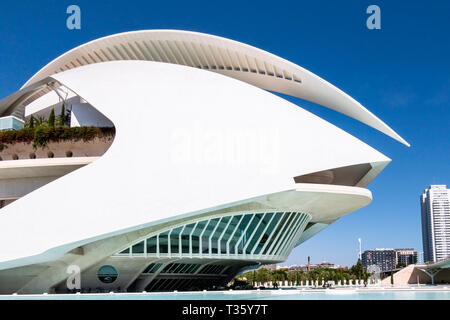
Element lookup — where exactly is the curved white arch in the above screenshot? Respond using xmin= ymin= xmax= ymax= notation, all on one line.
xmin=0 ymin=61 xmax=389 ymax=270
xmin=19 ymin=30 xmax=408 ymax=146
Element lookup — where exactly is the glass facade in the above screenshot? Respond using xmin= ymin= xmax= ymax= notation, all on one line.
xmin=0 ymin=116 xmax=24 ymax=131
xmin=114 ymin=211 xmax=311 ymax=260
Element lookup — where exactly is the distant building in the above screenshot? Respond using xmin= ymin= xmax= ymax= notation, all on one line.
xmin=287 ymin=261 xmax=340 ymax=271
xmin=318 ymin=261 xmax=340 ymax=269
xmin=421 ymin=185 xmax=450 ymax=263
xmin=362 ymin=249 xmax=397 ymax=272
xmin=395 ymin=248 xmax=418 ymax=265
xmin=261 ymin=264 xmax=277 ymax=270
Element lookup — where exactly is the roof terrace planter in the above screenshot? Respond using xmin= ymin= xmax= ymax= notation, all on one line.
xmin=0 ymin=126 xmax=115 ymax=160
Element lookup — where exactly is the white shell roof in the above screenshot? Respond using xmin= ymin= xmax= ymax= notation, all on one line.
xmin=21 ymin=30 xmax=409 ymax=146
xmin=0 ymin=61 xmax=389 ymax=269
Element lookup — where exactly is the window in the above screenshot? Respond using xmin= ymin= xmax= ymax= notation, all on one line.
xmin=170 ymin=227 xmax=182 ymax=254
xmin=229 ymin=215 xmax=252 ymax=254
xmin=143 ymin=263 xmax=162 ymax=274
xmin=192 ymin=221 xmax=207 ymax=254
xmin=113 ymin=212 xmax=309 ymax=259
xmin=132 ymin=241 xmax=144 ymax=255
xmin=146 ymin=236 xmax=157 ymax=254
xmin=246 ymin=212 xmax=274 ymax=254
xmin=97 ymin=265 xmax=118 ymax=284
xmin=159 ymin=231 xmax=169 ymax=254
xmin=211 ymin=216 xmax=230 ymax=254
xmin=220 ymin=215 xmax=242 ymax=254
xmin=201 ymin=218 xmax=219 ymax=254
xmin=181 ymin=223 xmax=196 ymax=254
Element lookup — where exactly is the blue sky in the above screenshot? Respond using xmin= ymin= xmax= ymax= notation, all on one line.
xmin=0 ymin=0 xmax=448 ymax=267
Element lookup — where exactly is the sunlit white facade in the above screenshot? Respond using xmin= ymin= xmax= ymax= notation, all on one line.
xmin=0 ymin=30 xmax=407 ymax=293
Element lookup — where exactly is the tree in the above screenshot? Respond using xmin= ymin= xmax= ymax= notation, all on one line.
xmin=350 ymin=259 xmax=364 ymax=279
xmin=363 ymin=272 xmax=369 ymax=286
xmin=390 ymin=271 xmax=394 ymax=285
xmin=48 ymin=109 xmax=55 ymax=127
xmin=36 ymin=116 xmax=46 ymax=126
xmin=27 ymin=115 xmax=35 ymax=129
xmin=59 ymin=104 xmax=66 ymax=126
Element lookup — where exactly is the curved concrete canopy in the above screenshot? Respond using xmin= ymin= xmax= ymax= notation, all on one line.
xmin=18 ymin=30 xmax=408 ymax=146
xmin=0 ymin=61 xmax=389 ymax=269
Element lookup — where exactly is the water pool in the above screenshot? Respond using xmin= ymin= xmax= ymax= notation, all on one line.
xmin=1 ymin=287 xmax=450 ymax=300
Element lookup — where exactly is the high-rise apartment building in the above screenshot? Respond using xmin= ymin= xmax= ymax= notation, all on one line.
xmin=421 ymin=185 xmax=450 ymax=263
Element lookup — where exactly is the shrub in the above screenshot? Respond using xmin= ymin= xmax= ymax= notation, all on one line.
xmin=14 ymin=127 xmax=34 ymax=143
xmin=29 ymin=153 xmax=36 ymax=159
xmin=12 ymin=154 xmax=19 ymax=160
xmin=47 ymin=151 xmax=54 ymax=158
xmin=66 ymin=150 xmax=73 ymax=157
xmin=0 ymin=126 xmax=115 ymax=150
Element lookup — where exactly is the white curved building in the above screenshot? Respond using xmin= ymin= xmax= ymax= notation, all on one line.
xmin=0 ymin=30 xmax=407 ymax=294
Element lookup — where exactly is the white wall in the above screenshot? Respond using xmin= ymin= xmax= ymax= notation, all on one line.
xmin=0 ymin=61 xmax=390 ymax=270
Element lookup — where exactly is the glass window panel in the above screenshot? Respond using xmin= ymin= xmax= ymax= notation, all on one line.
xmin=276 ymin=213 xmax=300 ymax=255
xmin=143 ymin=263 xmax=157 ymax=274
xmin=210 ymin=217 xmax=230 ymax=254
xmin=150 ymin=263 xmax=162 ymax=273
xmin=229 ymin=214 xmax=252 ymax=254
xmin=146 ymin=236 xmax=157 ymax=254
xmin=238 ymin=214 xmax=262 ymax=254
xmin=119 ymin=247 xmax=130 ymax=254
xmin=246 ymin=212 xmax=274 ymax=254
xmin=181 ymin=235 xmax=190 ymax=254
xmin=173 ymin=263 xmax=186 ymax=273
xmin=254 ymin=212 xmax=282 ymax=255
xmin=159 ymin=231 xmax=169 ymax=254
xmin=263 ymin=213 xmax=290 ymax=254
xmin=183 ymin=264 xmax=195 ymax=274
xmin=178 ymin=264 xmax=191 ymax=273
xmin=181 ymin=223 xmax=196 ymax=253
xmin=191 ymin=264 xmax=201 ymax=273
xmin=182 ymin=223 xmax=196 ymax=236
xmin=166 ymin=263 xmax=179 ymax=273
xmin=279 ymin=214 xmax=303 ymax=255
xmin=132 ymin=241 xmax=145 ymax=255
xmin=266 ymin=213 xmax=295 ymax=255
xmin=161 ymin=263 xmax=173 ymax=273
xmin=192 ymin=221 xmax=207 ymax=254
xmin=201 ymin=218 xmax=220 ymax=254
xmin=220 ymin=215 xmax=242 ymax=254
xmin=170 ymin=227 xmax=182 ymax=254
